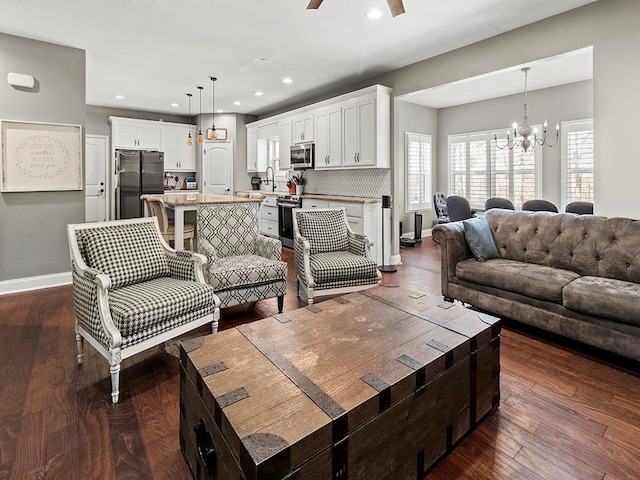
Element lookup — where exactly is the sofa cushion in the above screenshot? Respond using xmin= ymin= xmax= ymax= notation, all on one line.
xmin=463 ymin=216 xmax=498 ymax=262
xmin=563 ymin=276 xmax=640 ymax=327
xmin=208 ymin=254 xmax=287 ymax=291
xmin=83 ymin=223 xmax=169 ymax=289
xmin=108 ymin=277 xmax=214 ymax=341
xmin=310 ymin=251 xmax=378 ymax=284
xmin=456 ymin=258 xmax=580 ymax=303
xmin=297 ymin=210 xmax=349 ymax=254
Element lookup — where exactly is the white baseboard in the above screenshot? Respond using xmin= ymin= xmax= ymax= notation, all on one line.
xmin=0 ymin=272 xmax=72 ymax=295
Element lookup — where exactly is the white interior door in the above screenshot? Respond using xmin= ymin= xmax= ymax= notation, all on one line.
xmin=85 ymin=135 xmax=109 ymax=222
xmin=203 ymin=141 xmax=233 ymax=195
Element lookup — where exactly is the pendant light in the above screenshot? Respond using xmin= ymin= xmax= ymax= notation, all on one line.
xmin=196 ymin=86 xmax=204 ymax=144
xmin=186 ymin=93 xmax=193 ymax=146
xmin=209 ymin=76 xmax=217 ymax=140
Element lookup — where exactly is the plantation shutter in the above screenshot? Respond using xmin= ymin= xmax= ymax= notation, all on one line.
xmin=406 ymin=133 xmax=432 ymax=211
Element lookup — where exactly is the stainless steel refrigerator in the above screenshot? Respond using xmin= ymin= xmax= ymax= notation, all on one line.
xmin=116 ymin=150 xmax=165 ymax=219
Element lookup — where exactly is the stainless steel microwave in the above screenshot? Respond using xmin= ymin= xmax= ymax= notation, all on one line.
xmin=290 ymin=143 xmax=314 ymax=169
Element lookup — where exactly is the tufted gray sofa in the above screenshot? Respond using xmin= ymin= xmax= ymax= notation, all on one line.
xmin=432 ymin=209 xmax=640 ymax=361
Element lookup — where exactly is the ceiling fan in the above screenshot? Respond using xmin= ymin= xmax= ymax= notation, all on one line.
xmin=307 ymin=0 xmax=405 ymax=17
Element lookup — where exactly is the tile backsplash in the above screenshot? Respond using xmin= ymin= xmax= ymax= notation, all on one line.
xmin=301 ymin=169 xmax=390 ymax=198
xmin=164 ymin=171 xmax=196 ymax=189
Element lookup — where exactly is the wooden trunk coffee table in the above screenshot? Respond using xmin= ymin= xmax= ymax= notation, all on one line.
xmin=179 ymin=285 xmax=500 ymax=480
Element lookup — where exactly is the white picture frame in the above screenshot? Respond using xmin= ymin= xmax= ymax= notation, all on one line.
xmin=1 ymin=120 xmax=83 ymax=192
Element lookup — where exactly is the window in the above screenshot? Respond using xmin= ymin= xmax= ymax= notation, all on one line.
xmin=449 ymin=129 xmax=541 ymax=209
xmin=405 ymin=132 xmax=432 ymax=212
xmin=562 ymin=119 xmax=594 ymax=204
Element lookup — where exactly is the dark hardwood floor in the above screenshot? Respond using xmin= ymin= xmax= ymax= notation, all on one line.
xmin=1 ymin=240 xmax=640 ymax=479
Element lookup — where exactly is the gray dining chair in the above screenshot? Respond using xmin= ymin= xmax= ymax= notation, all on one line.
xmin=484 ymin=197 xmax=515 ymax=211
xmin=522 ymin=199 xmax=558 ymax=213
xmin=565 ymin=201 xmax=594 ymax=215
xmin=446 ymin=195 xmax=474 ymax=222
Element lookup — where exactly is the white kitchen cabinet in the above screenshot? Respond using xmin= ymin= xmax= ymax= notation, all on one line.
xmin=342 ymin=98 xmax=377 ymax=167
xmin=160 ymin=125 xmax=196 ymax=171
xmin=246 ymin=126 xmax=258 ymax=172
xmin=330 ymin=200 xmax=380 ymax=265
xmin=314 ymin=106 xmax=342 ymax=169
xmin=293 ymin=112 xmax=314 ymax=143
xmin=302 ymin=198 xmax=330 ymax=209
xmin=279 ymin=119 xmax=292 ymax=170
xmin=260 ymin=196 xmax=279 ymax=238
xmin=112 ymin=118 xmax=160 ymax=150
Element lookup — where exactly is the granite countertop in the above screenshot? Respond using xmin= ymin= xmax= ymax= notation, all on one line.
xmin=161 ymin=193 xmax=262 ymax=206
xmin=235 ymin=190 xmax=380 ymax=204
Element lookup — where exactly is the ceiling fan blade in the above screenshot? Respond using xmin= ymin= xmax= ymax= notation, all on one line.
xmin=387 ymin=0 xmax=405 ymax=17
xmin=307 ymin=0 xmax=323 ymax=9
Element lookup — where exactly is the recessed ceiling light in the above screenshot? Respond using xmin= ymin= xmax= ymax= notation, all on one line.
xmin=216 ymin=109 xmax=224 ymax=113
xmin=115 ymin=95 xmax=125 ymax=100
xmin=233 ymin=101 xmax=241 ymax=106
xmin=254 ymin=91 xmax=264 ymax=96
xmin=170 ymin=103 xmax=179 ymax=107
xmin=366 ymin=9 xmax=382 ymax=19
xmin=283 ymin=77 xmax=293 ymax=84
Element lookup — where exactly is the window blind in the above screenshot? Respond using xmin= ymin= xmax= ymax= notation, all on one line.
xmin=405 ymin=133 xmax=432 ymax=212
xmin=563 ymin=119 xmax=594 ymax=203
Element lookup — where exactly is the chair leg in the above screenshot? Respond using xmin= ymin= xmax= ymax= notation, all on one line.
xmin=75 ymin=329 xmax=84 ymax=365
xmin=109 ymin=348 xmax=122 ymax=404
xmin=277 ymin=295 xmax=284 ymax=313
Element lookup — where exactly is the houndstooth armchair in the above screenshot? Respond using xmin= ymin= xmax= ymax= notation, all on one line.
xmin=67 ymin=217 xmax=220 ymax=403
xmin=197 ymin=201 xmax=287 ymax=313
xmin=293 ymin=208 xmax=381 ymax=305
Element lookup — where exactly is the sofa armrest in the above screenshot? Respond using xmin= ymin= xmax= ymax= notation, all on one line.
xmin=432 ymin=222 xmax=472 ymax=299
xmin=254 ymin=234 xmax=282 ymax=261
xmin=347 ymin=231 xmax=371 ymax=257
xmin=166 ymin=249 xmax=208 ymax=283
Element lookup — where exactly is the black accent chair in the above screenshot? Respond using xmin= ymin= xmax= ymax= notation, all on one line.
xmin=484 ymin=197 xmax=515 ymax=211
xmin=433 ymin=192 xmax=450 ymax=224
xmin=446 ymin=195 xmax=474 ymax=222
xmin=565 ymin=201 xmax=594 ymax=215
xmin=522 ymin=199 xmax=559 ymax=213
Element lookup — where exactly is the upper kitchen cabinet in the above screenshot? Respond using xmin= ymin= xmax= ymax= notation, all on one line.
xmin=111 ymin=117 xmax=160 ymax=150
xmin=342 ymin=91 xmax=390 ymax=168
xmin=279 ymin=119 xmax=292 ymax=170
xmin=246 ymin=126 xmax=258 ymax=172
xmin=292 ymin=112 xmax=314 ymax=143
xmin=314 ymin=105 xmax=342 ymax=169
xmin=160 ymin=124 xmax=196 ymax=171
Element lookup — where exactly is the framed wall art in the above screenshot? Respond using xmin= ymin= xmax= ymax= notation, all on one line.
xmin=1 ymin=120 xmax=82 ymax=192
xmin=207 ymin=127 xmax=227 ymax=140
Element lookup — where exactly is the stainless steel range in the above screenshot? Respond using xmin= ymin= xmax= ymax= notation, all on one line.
xmin=276 ymin=195 xmax=302 ymax=248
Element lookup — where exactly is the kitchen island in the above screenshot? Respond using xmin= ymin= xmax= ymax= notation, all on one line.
xmin=159 ymin=194 xmax=262 ymax=250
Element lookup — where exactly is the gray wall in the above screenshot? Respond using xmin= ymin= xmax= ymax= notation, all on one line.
xmin=394 ymin=100 xmax=438 ymax=235
xmin=436 ymin=80 xmax=593 ymax=209
xmin=0 ymin=33 xmax=86 ymax=282
xmin=372 ymin=0 xmax=639 ymax=220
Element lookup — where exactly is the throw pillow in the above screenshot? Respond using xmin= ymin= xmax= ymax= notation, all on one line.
xmin=463 ymin=216 xmax=499 ymax=262
xmin=84 ymin=222 xmax=169 ymax=289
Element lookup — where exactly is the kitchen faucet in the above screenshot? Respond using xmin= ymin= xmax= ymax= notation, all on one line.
xmin=265 ymin=166 xmax=275 ymax=192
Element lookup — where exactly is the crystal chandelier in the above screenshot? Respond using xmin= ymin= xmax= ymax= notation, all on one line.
xmin=186 ymin=93 xmax=193 ymax=146
xmin=494 ymin=67 xmax=559 ymax=152
xmin=196 ymin=86 xmax=204 ymax=144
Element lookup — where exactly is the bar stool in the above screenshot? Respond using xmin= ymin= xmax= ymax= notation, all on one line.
xmin=141 ymin=195 xmax=195 ymax=250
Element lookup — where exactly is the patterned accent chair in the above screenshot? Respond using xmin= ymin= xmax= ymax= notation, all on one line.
xmin=293 ymin=208 xmax=381 ymax=305
xmin=197 ymin=202 xmax=287 ymax=313
xmin=433 ymin=192 xmax=450 ymax=224
xmin=67 ymin=217 xmax=220 ymax=403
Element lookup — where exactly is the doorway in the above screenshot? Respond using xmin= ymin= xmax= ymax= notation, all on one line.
xmin=202 ymin=141 xmax=233 ymax=195
xmin=85 ymin=135 xmax=109 ymax=222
